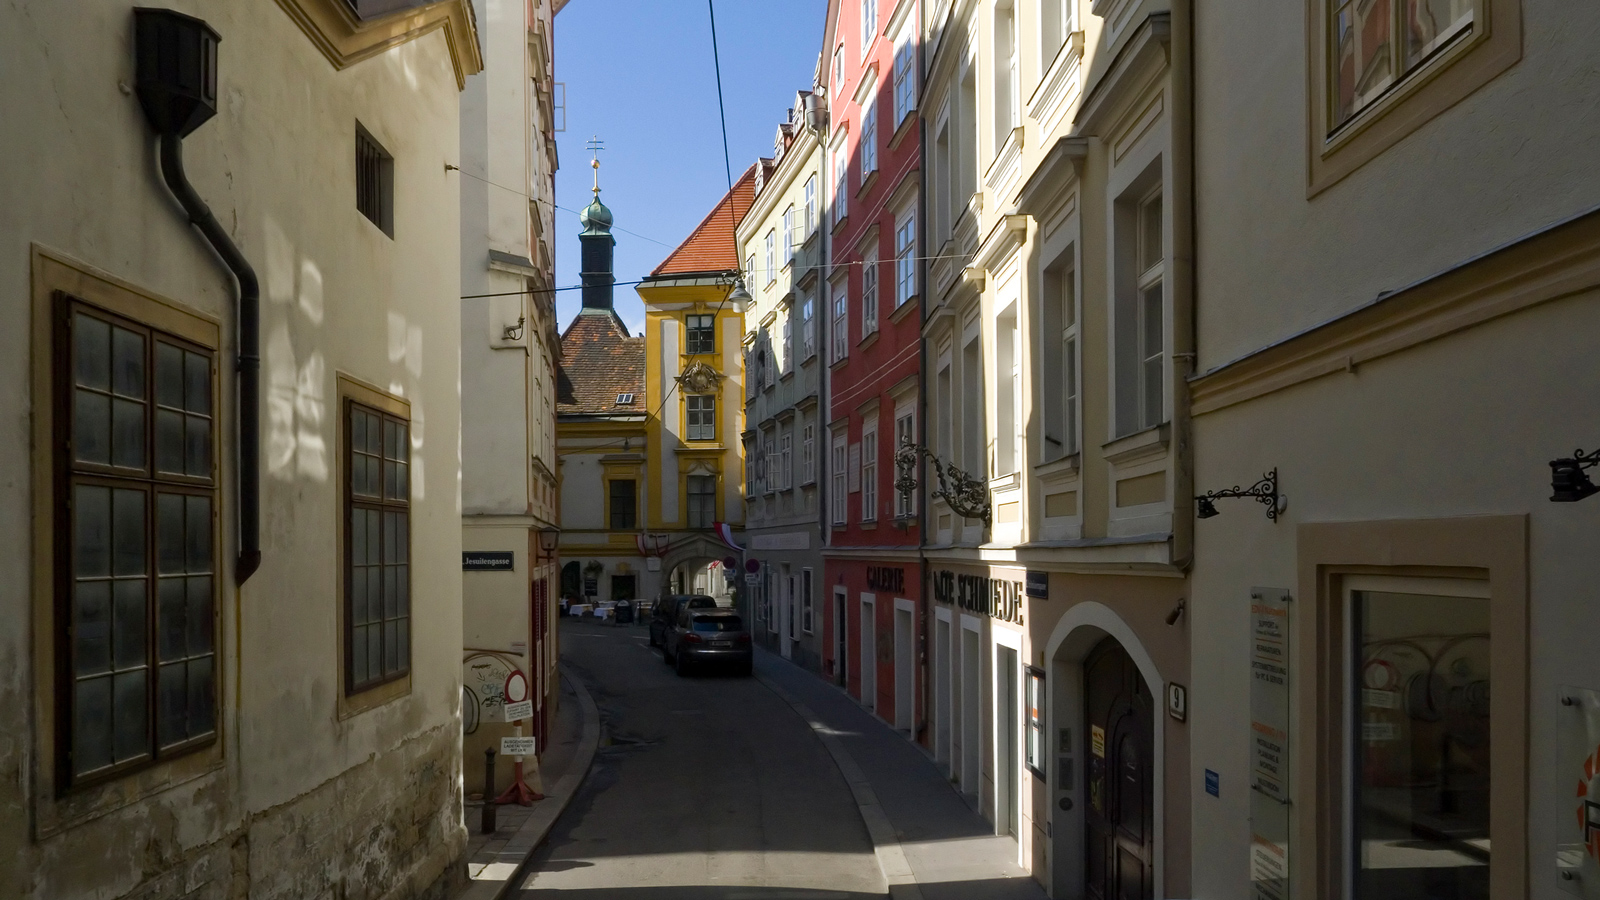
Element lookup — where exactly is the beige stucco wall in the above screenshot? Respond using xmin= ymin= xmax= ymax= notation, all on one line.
xmin=0 ymin=2 xmax=467 ymax=897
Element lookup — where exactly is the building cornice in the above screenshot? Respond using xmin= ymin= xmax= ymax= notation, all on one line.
xmin=273 ymin=0 xmax=483 ymax=90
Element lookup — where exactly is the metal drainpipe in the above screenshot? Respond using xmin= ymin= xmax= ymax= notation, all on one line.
xmin=157 ymin=132 xmax=262 ymax=585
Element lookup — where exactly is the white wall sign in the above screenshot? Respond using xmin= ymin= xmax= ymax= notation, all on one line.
xmin=1167 ymin=683 xmax=1187 ymax=721
xmin=503 ymin=700 xmax=534 ymax=722
xmin=1249 ymin=588 xmax=1291 ymax=900
xmin=1557 ymin=685 xmax=1600 ymax=897
xmin=501 ymin=736 xmax=537 ymax=757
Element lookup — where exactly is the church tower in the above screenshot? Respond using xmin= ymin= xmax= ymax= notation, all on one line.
xmin=578 ymin=155 xmax=616 ymax=312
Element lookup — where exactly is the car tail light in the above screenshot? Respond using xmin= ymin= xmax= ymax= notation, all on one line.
xmin=737 ymin=633 xmax=752 ymax=643
xmin=682 ymin=633 xmax=703 ymax=644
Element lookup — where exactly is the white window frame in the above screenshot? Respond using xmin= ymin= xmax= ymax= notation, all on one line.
xmin=1040 ymin=0 xmax=1075 ymax=76
xmin=832 ymin=283 xmax=849 ymax=363
xmin=893 ymin=407 xmax=916 ymax=517
xmin=804 ymin=175 xmax=818 ymax=236
xmin=686 ymin=474 xmax=716 ymax=528
xmin=893 ymin=33 xmax=916 ymax=125
xmin=861 ymin=251 xmax=880 ymax=337
xmin=782 ymin=205 xmax=795 ymax=267
xmin=1040 ymin=249 xmax=1079 ymax=462
xmin=763 ymin=436 xmax=776 ymax=495
xmin=779 ymin=304 xmax=793 ymax=376
xmin=860 ymin=95 xmax=878 ymax=177
xmin=801 ymin=293 xmax=816 ymax=360
xmin=995 ymin=301 xmax=1021 ymax=477
xmin=747 ymin=253 xmax=757 ymax=290
xmin=765 ymin=230 xmax=777 ymax=285
xmin=830 ymin=432 xmax=848 ymax=525
xmin=860 ymin=424 xmax=878 ymax=522
xmin=860 ymin=0 xmax=877 ymax=59
xmin=1135 ymin=187 xmax=1165 ymax=432
xmin=802 ymin=423 xmax=816 ymax=485
xmin=832 ymin=136 xmax=849 ymax=226
xmin=801 ymin=568 xmax=814 ymax=634
xmin=686 ymin=394 xmax=716 ymax=442
xmin=894 ymin=210 xmax=916 ymax=307
xmin=779 ymin=432 xmax=793 ymax=491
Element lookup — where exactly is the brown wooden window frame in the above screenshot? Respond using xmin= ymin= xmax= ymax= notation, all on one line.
xmin=53 ymin=293 xmax=220 ymax=793
xmin=343 ymin=396 xmax=412 ymax=698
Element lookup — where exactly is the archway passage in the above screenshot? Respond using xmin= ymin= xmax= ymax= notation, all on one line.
xmin=1084 ymin=636 xmax=1154 ymax=900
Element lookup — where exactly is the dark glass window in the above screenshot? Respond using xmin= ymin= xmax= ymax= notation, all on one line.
xmin=686 ymin=314 xmax=716 ymax=355
xmin=686 ymin=475 xmax=716 ymax=529
xmin=356 ymin=125 xmax=394 ymax=237
xmin=609 ymin=479 xmax=636 ymax=530
xmin=346 ymin=401 xmax=410 ymax=692
xmin=60 ymin=298 xmax=217 ymax=786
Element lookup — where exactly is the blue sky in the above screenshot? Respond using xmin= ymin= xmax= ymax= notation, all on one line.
xmin=552 ymin=0 xmax=829 ymax=336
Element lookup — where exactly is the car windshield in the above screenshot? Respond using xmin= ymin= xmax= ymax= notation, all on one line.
xmin=692 ymin=615 xmax=742 ymax=633
xmin=684 ymin=597 xmax=716 ymax=609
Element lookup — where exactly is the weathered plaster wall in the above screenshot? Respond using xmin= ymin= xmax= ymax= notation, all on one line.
xmin=0 ymin=1 xmax=467 ymax=897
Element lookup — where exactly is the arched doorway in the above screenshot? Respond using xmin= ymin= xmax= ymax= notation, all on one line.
xmin=1083 ymin=636 xmax=1153 ymax=900
xmin=560 ymin=561 xmax=580 ymax=599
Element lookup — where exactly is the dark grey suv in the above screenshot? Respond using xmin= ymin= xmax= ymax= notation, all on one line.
xmin=648 ymin=594 xmax=717 ymax=648
xmin=663 ymin=607 xmax=751 ymax=676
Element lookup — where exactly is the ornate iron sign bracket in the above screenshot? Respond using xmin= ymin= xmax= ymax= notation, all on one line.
xmin=895 ymin=440 xmax=991 ymax=525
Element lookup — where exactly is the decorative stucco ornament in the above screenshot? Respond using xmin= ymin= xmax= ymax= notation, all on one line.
xmin=677 ymin=360 xmax=724 ymax=394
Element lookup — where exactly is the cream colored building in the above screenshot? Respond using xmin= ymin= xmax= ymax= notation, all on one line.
xmin=458 ymin=0 xmax=562 ymax=795
xmin=1187 ymin=0 xmax=1598 ymax=898
xmin=918 ymin=0 xmax=1193 ymax=894
xmin=737 ymin=101 xmax=828 ymax=671
xmin=1 ymin=2 xmax=480 ymax=897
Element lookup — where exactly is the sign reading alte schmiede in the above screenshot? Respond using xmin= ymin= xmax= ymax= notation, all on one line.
xmin=932 ymin=570 xmax=1024 ymax=625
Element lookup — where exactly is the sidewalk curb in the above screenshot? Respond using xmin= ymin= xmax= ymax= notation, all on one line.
xmin=457 ymin=663 xmax=601 ymax=900
xmin=755 ymin=666 xmax=927 ymax=900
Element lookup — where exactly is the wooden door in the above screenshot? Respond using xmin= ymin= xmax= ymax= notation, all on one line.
xmin=1084 ymin=637 xmax=1153 ymax=900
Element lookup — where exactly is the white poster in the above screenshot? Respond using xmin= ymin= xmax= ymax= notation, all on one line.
xmin=1558 ymin=686 xmax=1600 ymax=897
xmin=1250 ymin=588 xmax=1292 ymax=900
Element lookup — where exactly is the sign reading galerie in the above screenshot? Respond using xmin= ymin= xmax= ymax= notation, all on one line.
xmin=866 ymin=566 xmax=905 ymax=593
xmin=931 ymin=570 xmax=1024 ymax=625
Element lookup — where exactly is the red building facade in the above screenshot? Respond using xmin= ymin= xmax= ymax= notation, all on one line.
xmin=819 ymin=0 xmax=924 ymax=744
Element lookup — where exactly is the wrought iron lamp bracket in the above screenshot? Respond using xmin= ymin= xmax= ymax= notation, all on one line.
xmin=1195 ymin=468 xmax=1282 ymax=521
xmin=895 ymin=440 xmax=991 ymax=525
xmin=1549 ymin=447 xmax=1600 ymax=502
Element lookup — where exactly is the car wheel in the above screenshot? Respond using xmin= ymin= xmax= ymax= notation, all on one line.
xmin=675 ymin=652 xmax=689 ymax=677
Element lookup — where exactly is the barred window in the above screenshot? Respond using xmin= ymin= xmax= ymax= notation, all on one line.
xmin=59 ymin=298 xmax=217 ymax=785
xmin=346 ymin=402 xmax=410 ymax=693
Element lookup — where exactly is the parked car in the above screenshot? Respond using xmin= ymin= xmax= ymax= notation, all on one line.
xmin=663 ymin=607 xmax=751 ymax=676
xmin=648 ymin=594 xmax=717 ymax=647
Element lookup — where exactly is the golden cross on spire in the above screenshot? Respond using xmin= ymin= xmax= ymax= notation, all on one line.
xmin=586 ymin=135 xmax=605 ymax=195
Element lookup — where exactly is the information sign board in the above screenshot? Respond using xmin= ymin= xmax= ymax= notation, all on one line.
xmin=503 ymin=700 xmax=534 ymax=722
xmin=500 ymin=737 xmax=536 ymax=757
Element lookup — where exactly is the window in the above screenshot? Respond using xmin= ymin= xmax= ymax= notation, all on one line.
xmin=832 ymin=285 xmax=849 ymax=363
xmin=745 ymin=438 xmax=758 ymax=495
xmin=932 ymin=119 xmax=951 ymax=242
xmin=801 ymin=294 xmax=816 ymax=359
xmin=833 ymin=45 xmax=845 ymax=91
xmin=860 ymin=96 xmax=878 ymax=177
xmin=801 ymin=568 xmax=814 ymax=634
xmin=802 ymin=424 xmax=816 ymax=485
xmin=961 ymin=335 xmax=983 ymax=473
xmin=58 ymin=300 xmax=218 ymax=784
xmin=356 ymin=124 xmax=394 ymax=237
xmin=936 ymin=356 xmax=953 ymax=461
xmin=861 ymin=426 xmax=878 ymax=522
xmin=895 ymin=212 xmax=916 ymax=306
xmin=1346 ymin=577 xmax=1491 ymax=899
xmin=1041 ymin=0 xmax=1074 ymax=71
xmin=1116 ymin=187 xmax=1165 ymax=436
xmin=804 ymin=175 xmax=818 ymax=235
xmin=779 ymin=308 xmax=793 ymax=375
xmin=996 ymin=303 xmax=1020 ymax=476
xmin=615 ymin=393 xmax=635 ymax=405
xmin=747 ymin=254 xmax=757 ymax=292
xmin=1025 ymin=668 xmax=1045 ymax=775
xmin=609 ymin=479 xmax=636 ymax=530
xmin=831 ymin=434 xmax=848 ymax=525
xmin=782 ymin=206 xmax=795 ymax=266
xmin=894 ymin=37 xmax=916 ymax=125
xmin=764 ymin=231 xmax=777 ymax=285
xmin=893 ymin=410 xmax=916 ymax=517
xmin=1040 ymin=251 xmax=1078 ymax=462
xmin=686 ymin=314 xmax=716 ymax=355
xmin=686 ymin=475 xmax=716 ymax=528
xmin=1330 ymin=0 xmax=1472 ymax=129
xmin=763 ymin=437 xmax=776 ymax=493
xmin=745 ymin=349 xmax=758 ymax=400
xmin=686 ymin=394 xmax=716 ymax=441
xmin=832 ymin=141 xmax=849 ymax=224
xmin=346 ymin=401 xmax=411 ymax=693
xmin=993 ymin=1 xmax=1018 ymax=148
xmin=958 ymin=64 xmax=979 ymax=202
xmin=861 ymin=252 xmax=880 ymax=336
xmin=779 ymin=433 xmax=793 ymax=490
xmin=860 ymin=0 xmax=877 ymax=57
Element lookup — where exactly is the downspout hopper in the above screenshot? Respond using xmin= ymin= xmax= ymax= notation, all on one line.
xmin=134 ymin=9 xmax=262 ymax=584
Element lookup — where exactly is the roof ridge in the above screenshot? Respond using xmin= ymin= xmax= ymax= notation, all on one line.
xmin=649 ymin=162 xmax=760 ymax=276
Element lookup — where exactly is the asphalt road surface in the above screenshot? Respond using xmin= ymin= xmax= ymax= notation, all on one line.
xmin=516 ymin=616 xmax=888 ymax=900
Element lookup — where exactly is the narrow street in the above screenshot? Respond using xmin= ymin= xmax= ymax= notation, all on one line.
xmin=517 ymin=617 xmax=888 ymax=899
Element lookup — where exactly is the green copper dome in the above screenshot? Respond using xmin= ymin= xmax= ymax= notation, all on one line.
xmin=579 ymin=193 xmax=613 ymax=235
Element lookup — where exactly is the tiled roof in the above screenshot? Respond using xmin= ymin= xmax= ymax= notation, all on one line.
xmin=557 ymin=310 xmax=646 ymax=417
xmin=650 ymin=162 xmax=760 ymax=276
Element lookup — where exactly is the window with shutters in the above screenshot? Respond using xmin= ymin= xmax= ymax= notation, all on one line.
xmin=345 ymin=399 xmax=411 ymax=694
xmin=55 ymin=297 xmax=219 ymax=788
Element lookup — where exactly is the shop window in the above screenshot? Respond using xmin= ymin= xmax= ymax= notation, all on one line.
xmin=1025 ymin=667 xmax=1046 ymax=776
